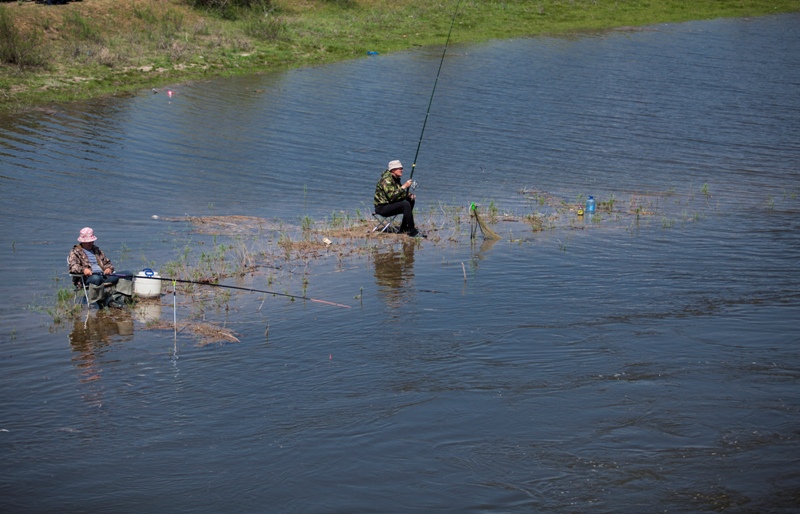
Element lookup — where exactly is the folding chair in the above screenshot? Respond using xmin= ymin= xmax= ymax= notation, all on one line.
xmin=70 ymin=274 xmax=90 ymax=305
xmin=371 ymin=212 xmax=399 ymax=234
xmin=70 ymin=273 xmax=115 ymax=307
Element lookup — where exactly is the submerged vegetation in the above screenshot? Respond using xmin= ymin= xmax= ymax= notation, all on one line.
xmin=35 ymin=180 xmax=799 ymax=343
xmin=42 ymin=283 xmax=83 ymax=326
xmin=1 ymin=0 xmax=798 ymax=112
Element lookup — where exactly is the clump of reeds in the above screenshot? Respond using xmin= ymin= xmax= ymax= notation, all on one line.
xmin=526 ymin=214 xmax=545 ymax=232
xmin=35 ymin=281 xmax=83 ymax=326
xmin=598 ymin=194 xmax=616 ymax=213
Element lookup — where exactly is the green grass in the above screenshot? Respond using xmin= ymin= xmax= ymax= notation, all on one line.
xmin=31 ymin=282 xmax=83 ymax=326
xmin=1 ymin=0 xmax=797 ymax=112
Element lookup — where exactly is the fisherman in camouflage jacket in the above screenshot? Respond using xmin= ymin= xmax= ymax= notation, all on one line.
xmin=373 ymin=160 xmax=422 ymax=237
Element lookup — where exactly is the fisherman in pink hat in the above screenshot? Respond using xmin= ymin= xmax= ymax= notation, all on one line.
xmin=68 ymin=228 xmax=131 ymax=306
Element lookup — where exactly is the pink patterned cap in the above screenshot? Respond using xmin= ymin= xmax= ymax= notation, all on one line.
xmin=78 ymin=227 xmax=97 ymax=243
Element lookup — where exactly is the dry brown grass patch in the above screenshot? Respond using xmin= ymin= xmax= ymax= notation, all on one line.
xmin=279 ymin=238 xmax=328 ymax=252
xmin=178 ymin=215 xmax=282 ymax=235
xmin=143 ymin=319 xmax=240 ymax=346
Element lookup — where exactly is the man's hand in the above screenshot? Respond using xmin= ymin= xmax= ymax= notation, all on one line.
xmin=402 ymin=180 xmax=413 ymax=189
xmin=103 ymin=268 xmax=113 ymax=275
xmin=83 ymin=268 xmax=92 ymax=276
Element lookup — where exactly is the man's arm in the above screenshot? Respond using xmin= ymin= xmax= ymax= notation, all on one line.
xmin=67 ymin=247 xmax=85 ymax=274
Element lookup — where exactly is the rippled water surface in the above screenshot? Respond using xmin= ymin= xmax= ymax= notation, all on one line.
xmin=2 ymin=14 xmax=800 ymax=513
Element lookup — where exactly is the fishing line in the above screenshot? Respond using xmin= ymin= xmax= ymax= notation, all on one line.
xmin=110 ymin=273 xmax=351 ymax=309
xmin=409 ymin=0 xmax=462 ymax=182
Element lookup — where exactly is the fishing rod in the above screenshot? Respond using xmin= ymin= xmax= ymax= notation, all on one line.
xmin=109 ymin=272 xmax=351 ymax=309
xmin=409 ymin=0 xmax=462 ymax=182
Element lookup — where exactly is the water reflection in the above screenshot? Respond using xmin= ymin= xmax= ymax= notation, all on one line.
xmin=0 ymin=14 xmax=798 ymax=512
xmin=373 ymin=241 xmax=417 ymax=313
xmin=69 ymin=311 xmax=133 ymax=384
xmin=469 ymin=237 xmax=500 ymax=271
xmin=131 ymin=299 xmax=163 ymax=325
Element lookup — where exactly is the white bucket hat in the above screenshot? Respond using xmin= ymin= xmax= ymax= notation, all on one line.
xmin=388 ymin=160 xmax=403 ymax=171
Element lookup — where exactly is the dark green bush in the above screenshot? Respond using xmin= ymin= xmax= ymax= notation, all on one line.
xmin=187 ymin=0 xmax=261 ymax=7
xmin=63 ymin=9 xmax=102 ymax=42
xmin=186 ymin=0 xmax=271 ymax=20
xmin=322 ymin=0 xmax=358 ymax=8
xmin=243 ymin=13 xmax=284 ymax=41
xmin=0 ymin=6 xmax=47 ymax=67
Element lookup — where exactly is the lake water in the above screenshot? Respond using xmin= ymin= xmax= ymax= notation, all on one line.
xmin=1 ymin=13 xmax=800 ymax=513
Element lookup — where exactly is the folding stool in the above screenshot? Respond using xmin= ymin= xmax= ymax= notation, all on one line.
xmin=371 ymin=212 xmax=399 ymax=234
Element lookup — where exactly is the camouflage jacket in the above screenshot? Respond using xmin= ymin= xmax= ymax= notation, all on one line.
xmin=373 ymin=169 xmax=409 ymax=206
xmin=68 ymin=244 xmax=114 ymax=276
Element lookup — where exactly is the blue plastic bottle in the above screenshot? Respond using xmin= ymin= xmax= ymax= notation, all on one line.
xmin=586 ymin=195 xmax=596 ymax=214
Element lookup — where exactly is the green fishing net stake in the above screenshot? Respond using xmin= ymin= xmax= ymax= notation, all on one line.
xmin=470 ymin=202 xmax=501 ymax=240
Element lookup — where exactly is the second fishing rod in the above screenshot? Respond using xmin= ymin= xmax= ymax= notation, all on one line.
xmin=107 ymin=272 xmax=351 ymax=309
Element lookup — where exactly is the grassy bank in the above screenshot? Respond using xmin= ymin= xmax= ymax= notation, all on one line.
xmin=1 ymin=0 xmax=798 ymax=112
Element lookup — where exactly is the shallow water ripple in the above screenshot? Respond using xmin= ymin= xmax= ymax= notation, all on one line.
xmin=1 ymin=13 xmax=800 ymax=513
